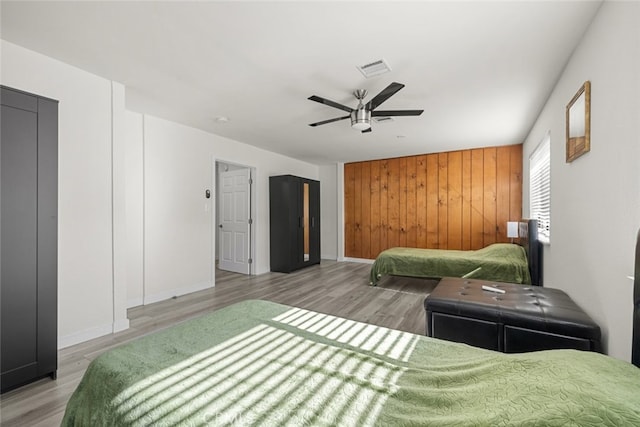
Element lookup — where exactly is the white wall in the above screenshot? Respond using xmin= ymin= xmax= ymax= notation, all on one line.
xmin=124 ymin=112 xmax=144 ymax=307
xmin=111 ymin=82 xmax=129 ymax=333
xmin=522 ymin=1 xmax=640 ymax=360
xmin=319 ymin=164 xmax=338 ymax=260
xmin=142 ymin=115 xmax=217 ymax=303
xmin=124 ymin=114 xmax=319 ymax=304
xmin=1 ymin=40 xmax=129 ymax=347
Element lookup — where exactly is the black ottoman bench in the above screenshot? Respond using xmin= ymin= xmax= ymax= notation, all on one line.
xmin=424 ymin=277 xmax=601 ymax=353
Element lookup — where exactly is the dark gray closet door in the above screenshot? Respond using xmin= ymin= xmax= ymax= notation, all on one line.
xmin=36 ymin=96 xmax=59 ymax=377
xmin=1 ymin=86 xmax=58 ymax=392
xmin=308 ymin=179 xmax=321 ymax=265
xmin=1 ymin=102 xmax=39 ymax=379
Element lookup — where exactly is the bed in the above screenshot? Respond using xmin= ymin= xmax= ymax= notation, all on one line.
xmin=63 ymin=298 xmax=640 ymax=426
xmin=369 ymin=219 xmax=541 ymax=286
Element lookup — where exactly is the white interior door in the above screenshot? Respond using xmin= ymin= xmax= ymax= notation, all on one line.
xmin=218 ymin=168 xmax=251 ymax=274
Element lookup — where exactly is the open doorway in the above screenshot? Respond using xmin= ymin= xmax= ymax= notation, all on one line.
xmin=215 ymin=161 xmax=256 ymax=277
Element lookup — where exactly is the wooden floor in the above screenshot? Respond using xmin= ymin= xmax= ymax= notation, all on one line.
xmin=0 ymin=260 xmax=438 ymax=426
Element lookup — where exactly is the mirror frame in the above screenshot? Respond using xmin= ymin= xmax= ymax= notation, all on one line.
xmin=566 ymin=81 xmax=591 ymax=162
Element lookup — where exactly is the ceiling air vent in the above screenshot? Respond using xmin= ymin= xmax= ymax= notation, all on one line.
xmin=357 ymin=58 xmax=392 ymax=78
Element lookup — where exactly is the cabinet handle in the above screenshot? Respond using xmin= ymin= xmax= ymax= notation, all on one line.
xmin=311 ymin=217 xmax=315 ymax=228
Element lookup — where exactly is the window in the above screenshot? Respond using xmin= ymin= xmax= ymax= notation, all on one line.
xmin=529 ymin=134 xmax=551 ymax=242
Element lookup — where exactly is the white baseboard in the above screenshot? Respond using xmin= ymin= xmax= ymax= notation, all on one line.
xmin=254 ymin=266 xmax=269 ymax=275
xmin=59 ymin=317 xmax=131 ymax=349
xmin=321 ymin=254 xmax=338 ymax=260
xmin=59 ymin=323 xmax=113 ymax=349
xmin=343 ymin=257 xmax=375 ymax=264
xmin=143 ymin=281 xmax=213 ymax=305
xmin=113 ymin=318 xmax=130 ymax=333
xmin=59 ymin=282 xmax=212 ymax=349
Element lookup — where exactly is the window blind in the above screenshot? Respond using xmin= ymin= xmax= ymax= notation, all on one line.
xmin=530 ymin=135 xmax=551 ymax=240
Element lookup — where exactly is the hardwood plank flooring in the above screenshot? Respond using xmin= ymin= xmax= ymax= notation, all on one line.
xmin=0 ymin=261 xmax=437 ymax=426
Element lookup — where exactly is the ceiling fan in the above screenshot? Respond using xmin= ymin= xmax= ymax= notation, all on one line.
xmin=308 ymin=82 xmax=423 ymax=133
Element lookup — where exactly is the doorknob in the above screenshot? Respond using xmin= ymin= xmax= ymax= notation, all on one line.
xmin=219 ymin=224 xmax=223 ymax=228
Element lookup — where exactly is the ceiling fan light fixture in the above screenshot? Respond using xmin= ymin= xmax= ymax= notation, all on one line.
xmin=350 ymin=109 xmax=371 ymax=131
xmin=351 ymin=121 xmax=371 ymax=131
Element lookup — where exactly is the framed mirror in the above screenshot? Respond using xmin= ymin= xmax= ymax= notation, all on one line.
xmin=566 ymin=81 xmax=591 ymax=162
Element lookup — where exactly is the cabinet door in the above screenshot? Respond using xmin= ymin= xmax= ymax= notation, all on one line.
xmin=36 ymin=97 xmax=58 ymax=378
xmin=308 ymin=180 xmax=321 ymax=264
xmin=269 ymin=175 xmax=297 ymax=272
xmin=1 ymin=101 xmax=40 ymax=387
xmin=1 ymin=87 xmax=57 ymax=393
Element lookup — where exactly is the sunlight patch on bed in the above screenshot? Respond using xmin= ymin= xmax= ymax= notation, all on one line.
xmin=112 ymin=311 xmax=418 ymax=426
xmin=273 ymin=307 xmax=419 ymax=362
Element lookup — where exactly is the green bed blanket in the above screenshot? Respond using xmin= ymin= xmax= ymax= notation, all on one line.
xmin=62 ymin=300 xmax=640 ymax=426
xmin=369 ymin=243 xmax=531 ymax=285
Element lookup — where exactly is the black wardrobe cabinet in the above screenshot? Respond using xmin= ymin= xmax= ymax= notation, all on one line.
xmin=1 ymin=86 xmax=58 ymax=393
xmin=269 ymin=175 xmax=320 ymax=273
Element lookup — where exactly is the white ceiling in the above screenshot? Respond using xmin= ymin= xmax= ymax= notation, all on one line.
xmin=1 ymin=1 xmax=602 ymax=165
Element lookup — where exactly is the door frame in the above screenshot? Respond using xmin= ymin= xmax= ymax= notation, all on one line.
xmin=213 ymin=159 xmax=256 ymax=281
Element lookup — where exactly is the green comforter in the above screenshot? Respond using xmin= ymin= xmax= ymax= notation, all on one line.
xmin=62 ymin=300 xmax=640 ymax=426
xmin=370 ymin=243 xmax=531 ymax=285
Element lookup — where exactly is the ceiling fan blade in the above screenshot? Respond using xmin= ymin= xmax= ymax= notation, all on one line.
xmin=361 ymin=127 xmax=372 ymax=134
xmin=372 ymin=110 xmax=424 ymax=116
xmin=308 ymin=95 xmax=353 ymax=113
xmin=309 ymin=115 xmax=350 ymax=127
xmin=366 ymin=82 xmax=405 ymax=110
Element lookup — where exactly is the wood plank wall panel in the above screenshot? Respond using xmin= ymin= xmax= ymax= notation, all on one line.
xmin=405 ymin=156 xmax=417 ymax=248
xmin=509 ymin=145 xmax=523 ymax=223
xmin=470 ymin=149 xmax=485 ymax=249
xmin=425 ymin=154 xmax=439 ymax=248
xmin=415 ymin=155 xmax=427 ymax=248
xmin=344 ymin=163 xmax=356 ymax=256
xmin=496 ymin=146 xmax=512 ymax=242
xmin=369 ymin=160 xmax=381 ymax=258
xmin=437 ymin=153 xmax=448 ymax=249
xmin=399 ymin=157 xmax=408 ymax=247
xmin=483 ymin=147 xmax=497 ymax=247
xmin=344 ymin=144 xmax=523 ymax=259
xmin=461 ymin=150 xmax=472 ymax=250
xmin=387 ymin=158 xmax=400 ymax=249
xmin=447 ymin=151 xmax=462 ymax=250
xmin=360 ymin=161 xmax=371 ymax=258
xmin=379 ymin=161 xmax=388 ymax=251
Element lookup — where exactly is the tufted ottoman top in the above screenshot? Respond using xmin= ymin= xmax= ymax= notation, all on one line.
xmin=425 ymin=277 xmax=601 ymax=343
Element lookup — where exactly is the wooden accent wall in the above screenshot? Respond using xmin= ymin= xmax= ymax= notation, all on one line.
xmin=344 ymin=144 xmax=523 ymax=259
